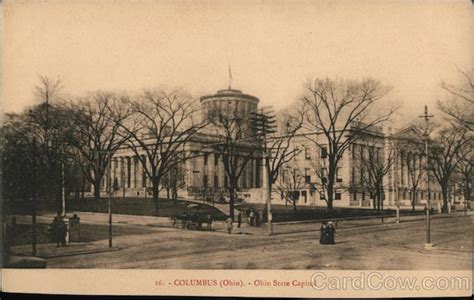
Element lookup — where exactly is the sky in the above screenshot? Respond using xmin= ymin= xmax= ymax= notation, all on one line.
xmin=3 ymin=0 xmax=473 ymax=124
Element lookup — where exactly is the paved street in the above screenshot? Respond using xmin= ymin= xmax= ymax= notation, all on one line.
xmin=10 ymin=213 xmax=472 ymax=270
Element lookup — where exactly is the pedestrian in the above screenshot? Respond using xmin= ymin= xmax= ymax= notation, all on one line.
xmin=226 ymin=217 xmax=233 ymax=234
xmin=249 ymin=210 xmax=255 ymax=226
xmin=206 ymin=214 xmax=213 ymax=231
xmin=319 ymin=221 xmax=330 ymax=245
xmin=53 ymin=217 xmax=68 ymax=247
xmin=50 ymin=218 xmax=60 ymax=247
xmin=327 ymin=221 xmax=336 ymax=244
xmin=237 ymin=211 xmax=242 ymax=228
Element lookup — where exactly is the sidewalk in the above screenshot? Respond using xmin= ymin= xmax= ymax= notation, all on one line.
xmin=11 ymin=209 xmax=471 ymax=233
xmin=11 ymin=241 xmax=121 ymax=260
xmin=8 ymin=210 xmax=471 ymax=261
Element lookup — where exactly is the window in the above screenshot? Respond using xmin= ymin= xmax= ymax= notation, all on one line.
xmin=335 ymin=192 xmax=342 ymax=200
xmin=292 ymin=191 xmax=300 ymax=201
xmin=214 ymin=175 xmax=218 ymax=188
xmin=282 ymin=169 xmax=289 ymax=183
xmin=142 ymin=156 xmax=147 ymax=187
xmin=203 ymin=175 xmax=208 ymax=187
xmin=214 ymin=154 xmax=219 ymax=166
xmin=321 ymin=147 xmax=328 ymax=159
xmin=302 ymin=191 xmax=307 ymax=203
xmin=127 ymin=157 xmax=131 ymax=188
xmin=304 ymin=168 xmax=311 ymax=183
xmin=336 ymin=167 xmax=343 ymax=183
xmin=293 ymin=169 xmax=300 ymax=180
xmin=133 ymin=156 xmax=139 ymax=188
xmin=321 ymin=168 xmax=327 ymax=184
xmin=304 ymin=146 xmax=311 ymax=159
xmin=203 ymin=153 xmax=208 ymax=165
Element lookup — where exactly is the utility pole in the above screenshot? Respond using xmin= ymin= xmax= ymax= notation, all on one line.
xmin=61 ymin=147 xmax=66 ymax=217
xmin=108 ymin=157 xmax=113 ymax=248
xmin=32 ymin=137 xmax=37 ymax=256
xmin=395 ymin=152 xmax=400 ymax=224
xmin=419 ymin=105 xmax=434 ymax=249
xmin=250 ymin=107 xmax=276 ymax=235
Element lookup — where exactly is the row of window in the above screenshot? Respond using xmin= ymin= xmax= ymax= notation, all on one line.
xmin=281 ymin=167 xmax=343 ymax=184
xmin=280 ymin=190 xmax=342 ymax=203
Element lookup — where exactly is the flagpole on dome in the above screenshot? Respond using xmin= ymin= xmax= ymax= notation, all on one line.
xmin=228 ymin=64 xmax=233 ymax=90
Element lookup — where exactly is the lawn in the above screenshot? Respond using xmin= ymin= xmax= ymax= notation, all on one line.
xmin=235 ymin=203 xmax=426 ymax=222
xmin=7 ymin=197 xmax=426 ymax=223
xmin=68 ymin=197 xmax=228 ymax=220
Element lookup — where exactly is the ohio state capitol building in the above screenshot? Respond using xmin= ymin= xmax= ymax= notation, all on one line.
xmin=96 ymin=87 xmax=452 ymax=210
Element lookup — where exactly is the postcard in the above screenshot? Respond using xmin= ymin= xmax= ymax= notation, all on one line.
xmin=2 ymin=0 xmax=472 ymax=297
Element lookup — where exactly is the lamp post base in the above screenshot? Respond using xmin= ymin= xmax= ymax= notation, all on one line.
xmin=424 ymin=243 xmax=434 ymax=250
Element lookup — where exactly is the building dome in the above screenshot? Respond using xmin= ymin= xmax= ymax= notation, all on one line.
xmin=200 ymin=89 xmax=259 ymax=121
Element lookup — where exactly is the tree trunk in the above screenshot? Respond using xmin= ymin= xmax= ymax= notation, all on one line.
xmin=464 ymin=180 xmax=471 ymax=202
xmin=372 ymin=192 xmax=377 ymax=211
xmin=292 ymin=198 xmax=297 ymax=213
xmin=229 ymin=186 xmax=235 ymax=221
xmin=375 ymin=187 xmax=382 ymax=212
xmin=152 ymin=176 xmax=160 ymax=212
xmin=81 ymin=175 xmax=85 ymax=200
xmin=412 ymin=188 xmax=416 ymax=211
xmin=380 ymin=192 xmax=384 ymax=223
xmin=326 ymin=178 xmax=334 ymax=211
xmin=93 ymin=177 xmax=101 ymax=201
xmin=173 ymin=187 xmax=178 ymax=205
xmin=441 ymin=184 xmax=449 ymax=214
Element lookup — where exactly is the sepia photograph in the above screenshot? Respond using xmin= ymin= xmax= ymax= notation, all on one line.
xmin=1 ymin=0 xmax=472 ymax=297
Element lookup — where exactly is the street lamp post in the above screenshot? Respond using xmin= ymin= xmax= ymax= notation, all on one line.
xmin=419 ymin=105 xmax=434 ymax=249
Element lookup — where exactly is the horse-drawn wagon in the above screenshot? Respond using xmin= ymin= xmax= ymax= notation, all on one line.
xmin=170 ymin=204 xmax=214 ymax=230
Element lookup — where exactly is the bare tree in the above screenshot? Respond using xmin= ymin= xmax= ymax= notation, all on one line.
xmin=397 ymin=131 xmax=426 ymax=212
xmin=300 ymin=78 xmax=396 ymax=210
xmin=161 ymin=162 xmax=186 ymax=205
xmin=402 ymin=151 xmax=424 ymax=212
xmin=430 ymin=124 xmax=471 ymax=213
xmin=455 ymin=140 xmax=473 ymax=204
xmin=266 ymin=112 xmax=303 ymax=191
xmin=274 ymin=166 xmax=305 ymax=213
xmin=355 ymin=137 xmax=397 ymax=217
xmin=32 ymin=76 xmax=66 ymax=205
xmin=69 ymin=92 xmax=132 ymax=200
xmin=4 ymin=76 xmax=74 ymax=212
xmin=119 ymin=88 xmax=205 ymax=208
xmin=438 ymin=68 xmax=474 ymax=131
xmin=207 ymin=105 xmax=256 ymax=221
